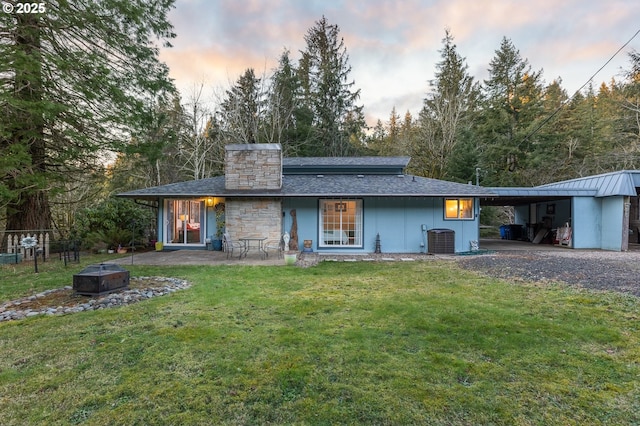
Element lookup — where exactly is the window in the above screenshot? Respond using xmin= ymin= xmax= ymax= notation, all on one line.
xmin=319 ymin=199 xmax=362 ymax=247
xmin=445 ymin=198 xmax=474 ymax=220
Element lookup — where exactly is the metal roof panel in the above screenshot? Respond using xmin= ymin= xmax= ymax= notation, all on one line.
xmin=537 ymin=170 xmax=640 ymax=197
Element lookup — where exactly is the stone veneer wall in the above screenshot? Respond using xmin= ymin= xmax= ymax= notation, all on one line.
xmin=225 ymin=198 xmax=282 ymax=242
xmin=225 ymin=144 xmax=282 ymax=190
xmin=224 ymin=144 xmax=284 ymax=244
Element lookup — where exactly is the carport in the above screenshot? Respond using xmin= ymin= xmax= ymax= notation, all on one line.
xmin=480 ymin=170 xmax=640 ymax=252
xmin=480 ymin=187 xmax=597 ymax=248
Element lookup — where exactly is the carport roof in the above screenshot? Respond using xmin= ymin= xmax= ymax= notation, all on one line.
xmin=482 ymin=187 xmax=598 ymax=206
xmin=482 ymin=170 xmax=640 ymax=206
xmin=537 ymin=170 xmax=640 ymax=197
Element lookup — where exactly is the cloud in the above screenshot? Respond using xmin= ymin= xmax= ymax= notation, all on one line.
xmin=161 ymin=0 xmax=640 ymax=125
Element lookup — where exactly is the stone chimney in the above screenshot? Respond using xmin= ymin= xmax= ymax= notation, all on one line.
xmin=225 ymin=144 xmax=282 ymax=190
xmin=223 ymin=144 xmax=283 ymax=242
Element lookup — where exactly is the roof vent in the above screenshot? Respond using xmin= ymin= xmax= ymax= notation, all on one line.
xmin=357 ymin=174 xmax=364 ymax=178
xmin=316 ymin=174 xmax=324 ymax=178
xmin=397 ymin=174 xmax=404 ymax=178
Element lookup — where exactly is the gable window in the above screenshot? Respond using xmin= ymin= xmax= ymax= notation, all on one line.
xmin=319 ymin=199 xmax=362 ymax=247
xmin=445 ymin=198 xmax=474 ymax=220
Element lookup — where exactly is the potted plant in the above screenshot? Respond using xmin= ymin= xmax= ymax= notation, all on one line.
xmin=284 ymin=251 xmax=297 ymax=265
xmin=103 ymin=228 xmax=131 ymax=254
xmin=213 ymin=202 xmax=225 ymax=251
xmin=282 ymin=232 xmax=297 ymax=265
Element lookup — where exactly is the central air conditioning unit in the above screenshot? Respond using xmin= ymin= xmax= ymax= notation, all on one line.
xmin=427 ymin=229 xmax=455 ymax=254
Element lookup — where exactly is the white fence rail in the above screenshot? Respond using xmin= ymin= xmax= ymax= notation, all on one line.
xmin=5 ymin=232 xmax=50 ymax=261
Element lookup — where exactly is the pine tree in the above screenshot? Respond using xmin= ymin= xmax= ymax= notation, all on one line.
xmin=266 ymin=49 xmax=310 ymax=156
xmin=0 ymin=0 xmax=175 ymax=231
xmin=417 ymin=29 xmax=479 ymax=179
xmin=477 ymin=37 xmax=544 ymax=186
xmin=220 ymin=68 xmax=263 ymax=144
xmin=124 ymin=93 xmax=188 ymax=189
xmin=298 ymin=16 xmax=366 ymax=156
xmin=522 ymin=79 xmax=574 ymax=184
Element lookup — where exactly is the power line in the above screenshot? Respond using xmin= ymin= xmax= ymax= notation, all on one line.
xmin=519 ymin=28 xmax=640 ymax=147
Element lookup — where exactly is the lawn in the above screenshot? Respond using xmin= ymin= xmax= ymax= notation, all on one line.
xmin=1 ymin=257 xmax=639 ymax=425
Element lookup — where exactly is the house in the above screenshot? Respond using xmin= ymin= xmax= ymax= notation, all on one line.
xmin=482 ymin=170 xmax=640 ymax=251
xmin=118 ymin=143 xmax=495 ymax=254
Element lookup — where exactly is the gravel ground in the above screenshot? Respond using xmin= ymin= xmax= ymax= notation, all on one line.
xmin=457 ymin=250 xmax=640 ymax=297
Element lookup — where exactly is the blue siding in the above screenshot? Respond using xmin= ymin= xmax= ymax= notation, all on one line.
xmin=283 ymin=196 xmax=480 ymax=253
xmin=282 ymin=197 xmax=317 ymax=248
xmin=572 ymin=197 xmax=602 ymax=249
xmin=205 ymin=205 xmax=217 ymax=240
xmin=157 ymin=200 xmax=165 ymax=243
xmin=601 ymin=196 xmax=624 ymax=251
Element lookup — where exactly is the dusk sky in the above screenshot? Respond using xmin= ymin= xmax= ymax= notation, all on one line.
xmin=159 ymin=0 xmax=640 ymax=127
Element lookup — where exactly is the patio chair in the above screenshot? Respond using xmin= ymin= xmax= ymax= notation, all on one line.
xmin=222 ymin=232 xmax=243 ymax=259
xmin=264 ymin=235 xmax=284 ymax=259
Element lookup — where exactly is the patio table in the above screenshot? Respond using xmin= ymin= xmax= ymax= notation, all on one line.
xmin=238 ymin=237 xmax=267 ymax=259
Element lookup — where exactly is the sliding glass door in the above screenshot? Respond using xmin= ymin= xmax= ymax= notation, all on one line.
xmin=165 ymin=199 xmax=205 ymax=246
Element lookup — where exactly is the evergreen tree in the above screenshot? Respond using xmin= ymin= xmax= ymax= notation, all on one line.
xmin=298 ymin=16 xmax=366 ymax=156
xmin=0 ymin=0 xmax=176 ymax=231
xmin=367 ymin=119 xmax=387 ymax=153
xmin=522 ymin=79 xmax=574 ymax=184
xmin=417 ymin=29 xmax=479 ymax=179
xmin=476 ymin=37 xmax=544 ymax=185
xmin=266 ymin=49 xmax=311 ymax=156
xmin=220 ymin=68 xmax=263 ymax=144
xmin=116 ymin=93 xmax=188 ymax=191
xmin=565 ymin=84 xmax=604 ymax=175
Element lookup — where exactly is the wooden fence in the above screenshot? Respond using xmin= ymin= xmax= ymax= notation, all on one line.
xmin=5 ymin=232 xmax=51 ymax=261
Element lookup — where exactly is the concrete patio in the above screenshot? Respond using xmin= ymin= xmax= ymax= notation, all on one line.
xmin=105 ymin=249 xmax=287 ymax=266
xmin=103 ymin=238 xmax=573 ymax=267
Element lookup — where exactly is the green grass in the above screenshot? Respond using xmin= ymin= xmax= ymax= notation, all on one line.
xmin=1 ymin=257 xmax=639 ymax=425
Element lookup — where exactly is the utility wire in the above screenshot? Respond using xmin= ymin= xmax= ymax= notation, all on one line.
xmin=519 ymin=28 xmax=640 ymax=147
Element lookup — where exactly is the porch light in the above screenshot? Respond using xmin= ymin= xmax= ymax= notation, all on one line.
xmin=206 ymin=197 xmax=214 ymax=207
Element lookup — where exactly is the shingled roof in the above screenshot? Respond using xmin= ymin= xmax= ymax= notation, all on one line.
xmin=282 ymin=156 xmax=410 ymax=175
xmin=118 ymin=173 xmax=496 ymax=200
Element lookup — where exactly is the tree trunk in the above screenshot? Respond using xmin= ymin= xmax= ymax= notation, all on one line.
xmin=5 ymin=13 xmax=51 ymax=232
xmin=6 ymin=191 xmax=51 ymax=231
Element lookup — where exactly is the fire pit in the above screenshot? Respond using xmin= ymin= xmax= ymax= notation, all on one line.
xmin=73 ymin=263 xmax=130 ymax=296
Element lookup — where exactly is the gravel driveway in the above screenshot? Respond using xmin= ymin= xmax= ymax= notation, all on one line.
xmin=457 ymin=250 xmax=640 ymax=298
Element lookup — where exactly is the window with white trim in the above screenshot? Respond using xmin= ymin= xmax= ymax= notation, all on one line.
xmin=319 ymin=199 xmax=363 ymax=247
xmin=444 ymin=198 xmax=474 ymax=220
